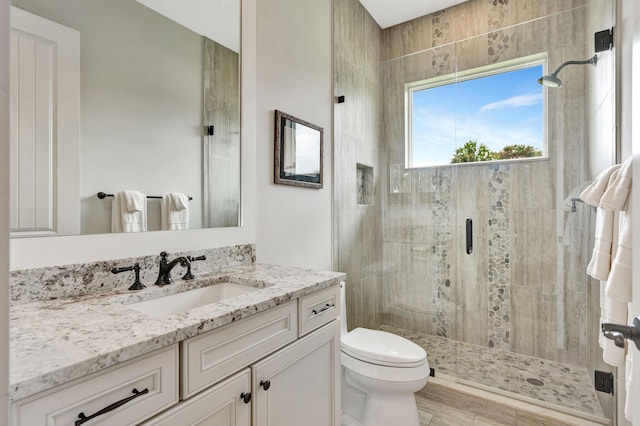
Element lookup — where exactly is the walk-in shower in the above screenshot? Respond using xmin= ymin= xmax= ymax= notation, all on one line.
xmin=335 ymin=0 xmax=616 ymax=423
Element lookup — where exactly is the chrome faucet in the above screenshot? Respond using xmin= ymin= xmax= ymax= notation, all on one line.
xmin=154 ymin=251 xmax=190 ymax=285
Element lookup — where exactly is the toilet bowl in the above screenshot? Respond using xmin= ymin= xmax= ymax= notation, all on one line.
xmin=340 ymin=283 xmax=429 ymax=426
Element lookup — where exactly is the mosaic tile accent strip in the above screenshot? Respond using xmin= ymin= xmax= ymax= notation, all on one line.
xmin=488 ymin=0 xmax=510 ymax=30
xmin=10 ymin=244 xmax=256 ymax=305
xmin=431 ymin=10 xmax=450 ymax=47
xmin=487 ymin=164 xmax=510 ymax=349
xmin=431 ymin=169 xmax=453 ymax=337
xmin=379 ymin=325 xmax=606 ymax=420
xmin=488 ymin=29 xmax=511 ymax=64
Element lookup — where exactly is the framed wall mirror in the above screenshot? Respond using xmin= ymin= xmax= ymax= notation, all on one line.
xmin=274 ymin=110 xmax=323 ymax=189
xmin=9 ymin=0 xmax=240 ymax=237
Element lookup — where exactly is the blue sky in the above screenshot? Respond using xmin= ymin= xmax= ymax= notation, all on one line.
xmin=411 ymin=65 xmax=544 ymax=167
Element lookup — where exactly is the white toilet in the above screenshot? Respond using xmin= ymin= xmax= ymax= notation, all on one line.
xmin=340 ymin=283 xmax=429 ymax=426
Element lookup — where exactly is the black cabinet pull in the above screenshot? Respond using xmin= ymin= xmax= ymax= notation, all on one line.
xmin=240 ymin=392 xmax=252 ymax=404
xmin=75 ymin=388 xmax=149 ymax=426
xmin=260 ymin=380 xmax=271 ymax=391
xmin=466 ymin=218 xmax=473 ymax=255
xmin=312 ymin=303 xmax=334 ymax=315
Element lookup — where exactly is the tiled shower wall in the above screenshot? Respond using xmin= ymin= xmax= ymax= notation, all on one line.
xmin=335 ymin=0 xmax=606 ymax=368
xmin=334 ymin=0 xmax=384 ymax=331
xmin=380 ymin=1 xmax=592 ymax=365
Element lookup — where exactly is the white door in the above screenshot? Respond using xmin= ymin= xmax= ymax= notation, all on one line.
xmin=10 ymin=6 xmax=80 ymax=237
xmin=252 ymin=321 xmax=340 ymax=426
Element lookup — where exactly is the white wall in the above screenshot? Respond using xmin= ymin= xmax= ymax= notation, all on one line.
xmin=255 ymin=0 xmax=333 ymax=270
xmin=0 ymin=0 xmax=9 ymax=420
xmin=9 ymin=0 xmax=257 ymax=270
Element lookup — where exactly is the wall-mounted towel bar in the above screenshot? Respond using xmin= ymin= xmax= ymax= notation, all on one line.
xmin=97 ymin=192 xmax=193 ymax=201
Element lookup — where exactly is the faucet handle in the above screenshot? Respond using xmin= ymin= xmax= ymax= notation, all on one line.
xmin=183 ymin=255 xmax=207 ymax=280
xmin=111 ymin=262 xmax=146 ymax=291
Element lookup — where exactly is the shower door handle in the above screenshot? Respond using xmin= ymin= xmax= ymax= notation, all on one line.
xmin=465 ymin=219 xmax=473 ymax=254
xmin=602 ymin=317 xmax=640 ymax=350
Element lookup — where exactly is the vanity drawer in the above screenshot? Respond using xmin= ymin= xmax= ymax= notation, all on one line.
xmin=181 ymin=300 xmax=297 ymax=399
xmin=298 ymin=284 xmax=340 ymax=336
xmin=12 ymin=344 xmax=178 ymax=426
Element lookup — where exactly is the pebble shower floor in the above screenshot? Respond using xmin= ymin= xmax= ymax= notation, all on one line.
xmin=379 ymin=325 xmax=605 ymax=419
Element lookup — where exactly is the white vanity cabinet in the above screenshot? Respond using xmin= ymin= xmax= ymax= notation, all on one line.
xmin=11 ymin=344 xmax=179 ymax=426
xmin=144 ymin=284 xmax=341 ymax=426
xmin=11 ymin=284 xmax=341 ymax=426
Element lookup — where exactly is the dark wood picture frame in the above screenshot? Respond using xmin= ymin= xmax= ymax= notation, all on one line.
xmin=274 ymin=110 xmax=324 ymax=189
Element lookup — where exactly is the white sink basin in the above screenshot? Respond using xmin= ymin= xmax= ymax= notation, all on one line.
xmin=127 ymin=283 xmax=259 ymax=316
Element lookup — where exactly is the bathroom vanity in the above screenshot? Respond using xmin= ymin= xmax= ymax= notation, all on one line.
xmin=9 ymin=262 xmax=343 ymax=425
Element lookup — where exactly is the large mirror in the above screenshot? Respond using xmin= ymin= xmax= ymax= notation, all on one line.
xmin=9 ymin=0 xmax=240 ymax=237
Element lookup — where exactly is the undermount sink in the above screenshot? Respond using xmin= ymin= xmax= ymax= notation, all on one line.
xmin=126 ymin=283 xmax=259 ymax=316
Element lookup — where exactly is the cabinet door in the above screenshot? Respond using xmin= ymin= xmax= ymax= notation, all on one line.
xmin=142 ymin=369 xmax=251 ymax=426
xmin=252 ymin=320 xmax=340 ymax=426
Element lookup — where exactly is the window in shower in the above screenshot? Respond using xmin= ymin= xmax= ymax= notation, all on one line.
xmin=405 ymin=54 xmax=546 ymax=168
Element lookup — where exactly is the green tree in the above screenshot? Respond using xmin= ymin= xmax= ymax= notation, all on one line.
xmin=494 ymin=144 xmax=542 ymax=160
xmin=451 ymin=140 xmax=495 ymax=163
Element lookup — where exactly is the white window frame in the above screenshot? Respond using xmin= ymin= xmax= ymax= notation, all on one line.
xmin=404 ymin=53 xmax=549 ymax=169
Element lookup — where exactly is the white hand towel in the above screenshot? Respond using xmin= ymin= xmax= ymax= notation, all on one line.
xmin=600 ymin=294 xmax=627 ymax=367
xmin=586 ymin=207 xmax=615 ymax=281
xmin=606 ymin=210 xmax=632 ymax=302
xmin=600 ymin=156 xmax=632 ymax=211
xmin=111 ymin=191 xmax=147 ymax=233
xmin=579 ymin=163 xmax=622 ymax=205
xmin=161 ymin=193 xmax=189 ymax=230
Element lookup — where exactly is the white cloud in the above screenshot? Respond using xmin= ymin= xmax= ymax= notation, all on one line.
xmin=479 ymin=93 xmax=542 ymax=113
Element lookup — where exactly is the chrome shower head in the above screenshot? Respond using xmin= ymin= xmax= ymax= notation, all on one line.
xmin=537 ymin=74 xmax=563 ymax=88
xmin=537 ymin=55 xmax=598 ymax=88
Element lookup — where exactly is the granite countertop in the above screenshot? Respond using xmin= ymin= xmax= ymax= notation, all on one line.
xmin=10 ymin=263 xmax=346 ymax=402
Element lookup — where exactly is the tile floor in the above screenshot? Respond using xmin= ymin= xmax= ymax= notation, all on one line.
xmin=379 ymin=325 xmax=607 ymax=421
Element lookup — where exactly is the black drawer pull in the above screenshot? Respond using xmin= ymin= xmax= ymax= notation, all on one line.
xmin=260 ymin=380 xmax=271 ymax=391
xmin=240 ymin=392 xmax=252 ymax=404
xmin=312 ymin=303 xmax=335 ymax=315
xmin=75 ymin=388 xmax=149 ymax=426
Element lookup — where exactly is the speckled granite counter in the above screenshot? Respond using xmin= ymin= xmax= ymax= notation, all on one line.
xmin=10 ymin=263 xmax=345 ymax=402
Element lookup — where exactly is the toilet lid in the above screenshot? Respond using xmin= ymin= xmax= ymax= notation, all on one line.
xmin=341 ymin=328 xmax=427 ymax=368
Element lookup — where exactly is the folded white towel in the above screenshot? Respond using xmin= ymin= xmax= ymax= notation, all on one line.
xmin=586 ymin=208 xmax=615 ymax=281
xmin=600 ymin=156 xmax=632 ymax=211
xmin=579 ymin=163 xmax=622 ymax=205
xmin=161 ymin=193 xmax=189 ymax=230
xmin=606 ymin=210 xmax=632 ymax=302
xmin=111 ymin=191 xmax=147 ymax=233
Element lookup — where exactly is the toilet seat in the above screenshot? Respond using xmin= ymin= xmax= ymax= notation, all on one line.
xmin=341 ymin=328 xmax=426 ymax=367
xmin=341 ymin=351 xmax=430 ymax=383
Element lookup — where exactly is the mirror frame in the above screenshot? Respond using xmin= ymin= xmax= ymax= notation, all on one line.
xmin=274 ymin=110 xmax=323 ymax=189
